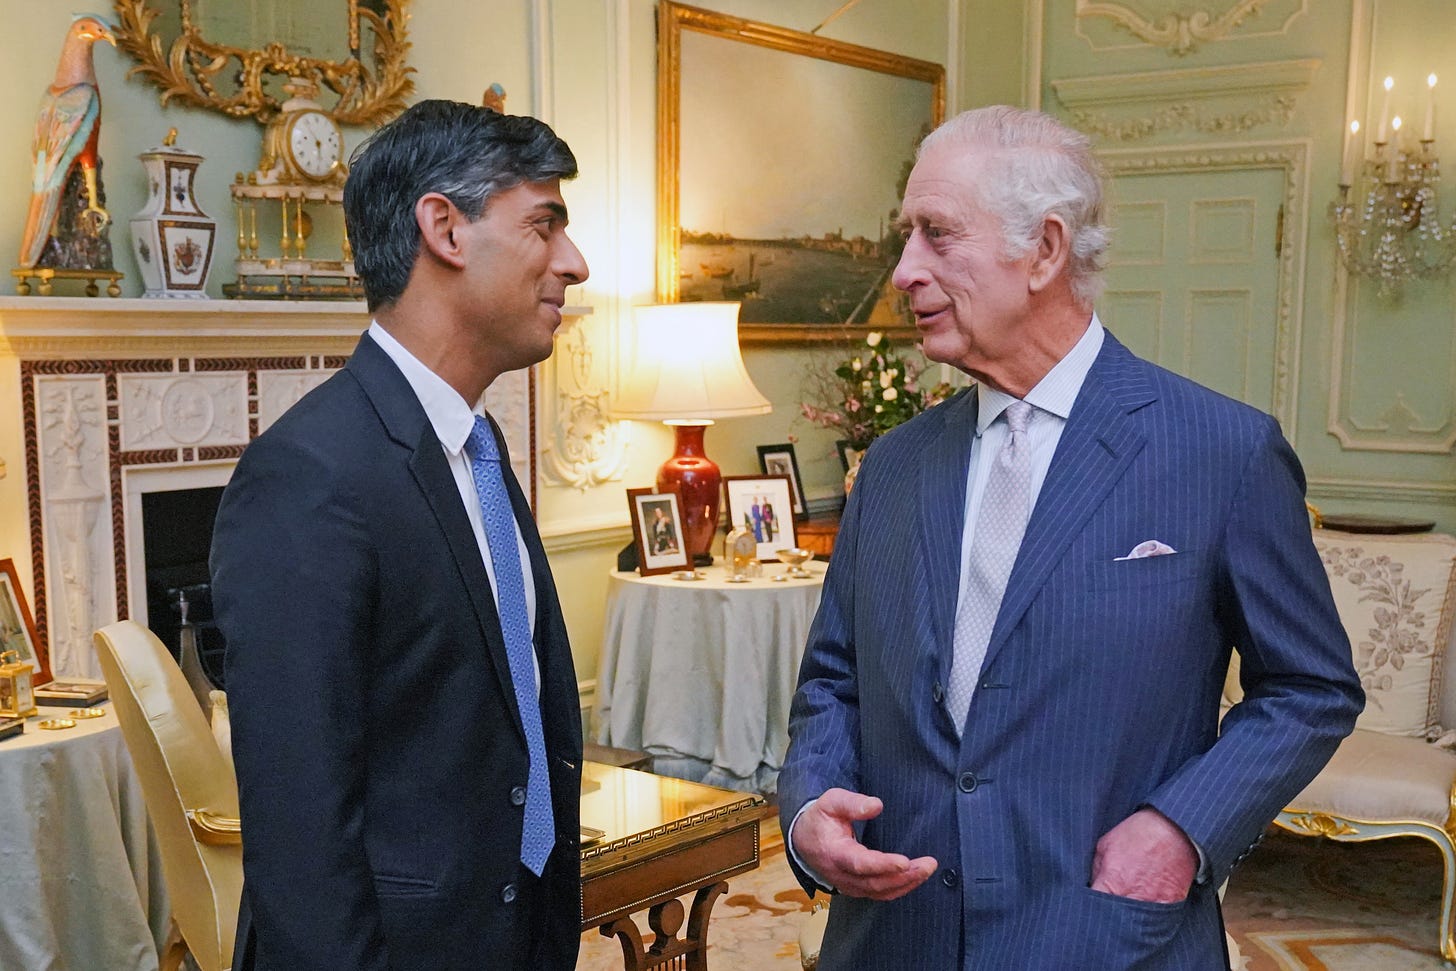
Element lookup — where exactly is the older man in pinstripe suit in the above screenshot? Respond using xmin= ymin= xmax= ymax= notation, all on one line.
xmin=779 ymin=106 xmax=1362 ymax=970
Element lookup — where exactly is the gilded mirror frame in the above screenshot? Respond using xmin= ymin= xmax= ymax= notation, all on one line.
xmin=657 ymin=2 xmax=945 ymax=343
xmin=113 ymin=0 xmax=413 ymax=124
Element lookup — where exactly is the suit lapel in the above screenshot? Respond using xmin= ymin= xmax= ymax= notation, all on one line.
xmin=919 ymin=389 xmax=978 ymax=683
xmin=347 ymin=335 xmax=527 ymax=742
xmin=976 ymin=334 xmax=1154 ymax=677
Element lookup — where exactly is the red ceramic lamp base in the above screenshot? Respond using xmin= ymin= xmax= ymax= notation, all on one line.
xmin=657 ymin=422 xmax=720 ymax=564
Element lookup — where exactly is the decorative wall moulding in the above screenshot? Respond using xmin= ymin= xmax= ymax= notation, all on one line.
xmin=539 ymin=310 xmax=631 ymax=492
xmin=1069 ymin=97 xmax=1296 ymax=141
xmin=1053 ymin=59 xmax=1317 ymax=142
xmin=1074 ymin=0 xmax=1307 ymax=56
xmin=1099 ymin=141 xmax=1310 ymax=430
xmin=1307 ymin=476 xmax=1456 ymax=505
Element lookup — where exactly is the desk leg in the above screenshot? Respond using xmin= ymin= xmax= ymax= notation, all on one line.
xmin=598 ymin=880 xmax=730 ymax=970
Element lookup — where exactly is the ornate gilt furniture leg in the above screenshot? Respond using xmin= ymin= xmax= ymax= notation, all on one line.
xmin=1276 ymin=791 xmax=1456 ymax=961
xmin=597 ymin=881 xmax=731 ymax=970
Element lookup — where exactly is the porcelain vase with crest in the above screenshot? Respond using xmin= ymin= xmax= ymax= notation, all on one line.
xmin=130 ymin=129 xmax=216 ymax=298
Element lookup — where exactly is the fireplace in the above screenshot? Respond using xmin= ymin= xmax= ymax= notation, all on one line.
xmin=140 ymin=484 xmax=226 ymax=684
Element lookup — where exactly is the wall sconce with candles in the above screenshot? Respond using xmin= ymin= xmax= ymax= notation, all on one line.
xmin=1333 ymin=73 xmax=1456 ymax=297
xmin=610 ymin=303 xmax=772 ymax=564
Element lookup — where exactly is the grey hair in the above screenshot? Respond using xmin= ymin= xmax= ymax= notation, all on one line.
xmin=343 ymin=100 xmax=578 ymax=311
xmin=919 ymin=106 xmax=1110 ymax=306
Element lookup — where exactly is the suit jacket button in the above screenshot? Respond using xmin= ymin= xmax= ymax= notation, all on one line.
xmin=941 ymin=868 xmax=959 ymax=888
xmin=932 ymin=681 xmax=945 ymax=703
xmin=510 ymin=786 xmax=527 ymax=806
xmin=958 ymin=772 xmax=978 ymax=793
xmin=501 ymin=883 xmax=518 ymax=904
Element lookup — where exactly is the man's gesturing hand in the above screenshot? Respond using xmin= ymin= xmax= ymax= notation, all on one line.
xmin=790 ymin=788 xmax=938 ymax=900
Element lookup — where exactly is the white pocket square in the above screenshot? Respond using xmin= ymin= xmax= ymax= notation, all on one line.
xmin=1114 ymin=540 xmax=1178 ymax=561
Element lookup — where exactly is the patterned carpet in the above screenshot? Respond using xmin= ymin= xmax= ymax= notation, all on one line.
xmin=577 ymin=827 xmax=1452 ymax=969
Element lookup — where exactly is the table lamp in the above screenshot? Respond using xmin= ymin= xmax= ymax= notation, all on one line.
xmin=612 ymin=302 xmax=771 ymax=563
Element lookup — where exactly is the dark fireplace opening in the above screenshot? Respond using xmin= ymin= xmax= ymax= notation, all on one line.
xmin=142 ymin=486 xmax=226 ymax=689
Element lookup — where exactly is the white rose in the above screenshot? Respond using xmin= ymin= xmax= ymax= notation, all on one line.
xmin=866 ymin=332 xmax=883 ymax=347
xmin=851 ymin=358 xmax=862 ymax=371
xmin=875 ymin=404 xmax=884 ymax=413
xmin=879 ymin=371 xmax=893 ymax=389
xmin=883 ymin=387 xmax=898 ymax=401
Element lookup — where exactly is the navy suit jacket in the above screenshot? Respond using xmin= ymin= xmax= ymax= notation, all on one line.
xmin=779 ymin=332 xmax=1362 ymax=971
xmin=212 ymin=333 xmax=582 ymax=971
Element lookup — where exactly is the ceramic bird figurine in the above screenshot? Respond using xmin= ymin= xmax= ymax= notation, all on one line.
xmin=18 ymin=14 xmax=116 ymax=270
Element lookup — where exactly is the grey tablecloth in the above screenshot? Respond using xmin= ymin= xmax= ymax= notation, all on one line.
xmin=594 ymin=563 xmax=825 ymax=793
xmin=0 ymin=705 xmax=171 ymax=970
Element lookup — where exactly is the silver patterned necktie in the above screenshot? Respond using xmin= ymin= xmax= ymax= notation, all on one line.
xmin=465 ymin=416 xmax=554 ymax=874
xmin=947 ymin=400 xmax=1036 ymax=735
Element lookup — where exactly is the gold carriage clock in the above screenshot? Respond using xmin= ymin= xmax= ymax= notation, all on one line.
xmin=224 ymin=78 xmax=362 ymax=299
xmin=0 ymin=650 xmax=38 ymax=719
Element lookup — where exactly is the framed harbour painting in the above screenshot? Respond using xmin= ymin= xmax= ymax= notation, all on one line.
xmin=656 ymin=2 xmax=945 ymax=343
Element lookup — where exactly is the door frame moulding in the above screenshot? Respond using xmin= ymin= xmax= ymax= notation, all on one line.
xmin=1098 ymin=139 xmax=1312 ymax=437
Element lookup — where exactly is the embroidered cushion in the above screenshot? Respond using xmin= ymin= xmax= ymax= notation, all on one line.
xmin=1314 ymin=530 xmax=1456 ymax=737
xmin=1223 ymin=531 xmax=1456 ymax=738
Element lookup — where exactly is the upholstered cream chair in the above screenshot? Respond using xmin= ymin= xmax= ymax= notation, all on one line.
xmin=94 ymin=620 xmax=243 ymax=971
xmin=1262 ymin=529 xmax=1456 ymax=961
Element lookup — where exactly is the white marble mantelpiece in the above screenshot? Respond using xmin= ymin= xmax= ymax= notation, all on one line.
xmin=0 ymin=298 xmax=587 ymax=679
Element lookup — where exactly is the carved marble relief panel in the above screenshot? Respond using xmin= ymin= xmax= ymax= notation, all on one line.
xmin=118 ymin=373 xmax=249 ymax=451
xmin=258 ymin=370 xmax=334 ymax=433
xmin=34 ymin=375 xmax=113 ymax=678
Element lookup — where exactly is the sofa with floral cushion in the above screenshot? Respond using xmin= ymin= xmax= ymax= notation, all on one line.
xmin=1229 ymin=529 xmax=1456 ymax=960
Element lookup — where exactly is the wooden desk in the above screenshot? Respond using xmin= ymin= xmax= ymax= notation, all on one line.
xmin=580 ymin=761 xmax=765 ymax=970
xmin=795 ymin=512 xmax=841 ymax=558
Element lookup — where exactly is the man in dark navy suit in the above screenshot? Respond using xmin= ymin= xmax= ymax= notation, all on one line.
xmin=212 ymin=100 xmax=588 ymax=970
xmin=779 ymin=106 xmax=1362 ymax=969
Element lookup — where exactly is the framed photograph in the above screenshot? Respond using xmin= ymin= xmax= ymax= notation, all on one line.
xmin=0 ymin=558 xmax=51 ymax=687
xmin=756 ymin=443 xmax=807 ymax=519
xmin=627 ymin=488 xmax=691 ymax=576
xmin=656 ymin=1 xmax=945 ymax=343
xmin=836 ymin=440 xmax=865 ymax=474
xmin=722 ymin=476 xmax=798 ymax=561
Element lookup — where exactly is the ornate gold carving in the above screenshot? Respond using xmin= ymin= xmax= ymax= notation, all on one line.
xmin=186 ymin=808 xmax=243 ymax=845
xmin=1282 ymin=812 xmax=1359 ymax=837
xmin=1076 ymin=0 xmax=1278 ymax=56
xmin=113 ymin=0 xmax=414 ymax=125
xmin=1069 ymin=96 xmax=1295 ymax=141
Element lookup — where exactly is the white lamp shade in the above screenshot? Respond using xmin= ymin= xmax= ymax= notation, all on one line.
xmin=611 ymin=302 xmax=772 ymax=421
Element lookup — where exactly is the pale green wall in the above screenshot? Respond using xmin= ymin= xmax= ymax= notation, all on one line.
xmin=8 ymin=1 xmax=1445 ymax=704
xmin=0 ymin=1 xmax=956 ymax=709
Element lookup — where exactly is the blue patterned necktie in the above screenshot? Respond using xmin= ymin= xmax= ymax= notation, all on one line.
xmin=465 ymin=415 xmax=554 ymax=875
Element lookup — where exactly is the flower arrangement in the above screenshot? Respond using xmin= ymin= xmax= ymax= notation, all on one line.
xmin=800 ymin=331 xmax=953 ymax=452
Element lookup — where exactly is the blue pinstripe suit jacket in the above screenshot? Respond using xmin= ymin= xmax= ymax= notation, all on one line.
xmin=779 ymin=332 xmax=1363 ymax=971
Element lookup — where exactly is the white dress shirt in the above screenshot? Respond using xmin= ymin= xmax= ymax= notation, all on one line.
xmin=369 ymin=323 xmax=539 ymax=683
xmin=955 ymin=317 xmax=1104 ymax=615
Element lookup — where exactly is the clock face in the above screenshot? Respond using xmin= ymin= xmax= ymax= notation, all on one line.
xmin=286 ymin=111 xmax=343 ymax=180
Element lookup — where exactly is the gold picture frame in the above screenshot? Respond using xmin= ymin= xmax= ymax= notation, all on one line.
xmin=657 ymin=2 xmax=945 ymax=343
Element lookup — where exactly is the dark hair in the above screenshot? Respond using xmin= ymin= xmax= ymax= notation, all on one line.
xmin=342 ymin=100 xmax=579 ymax=311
